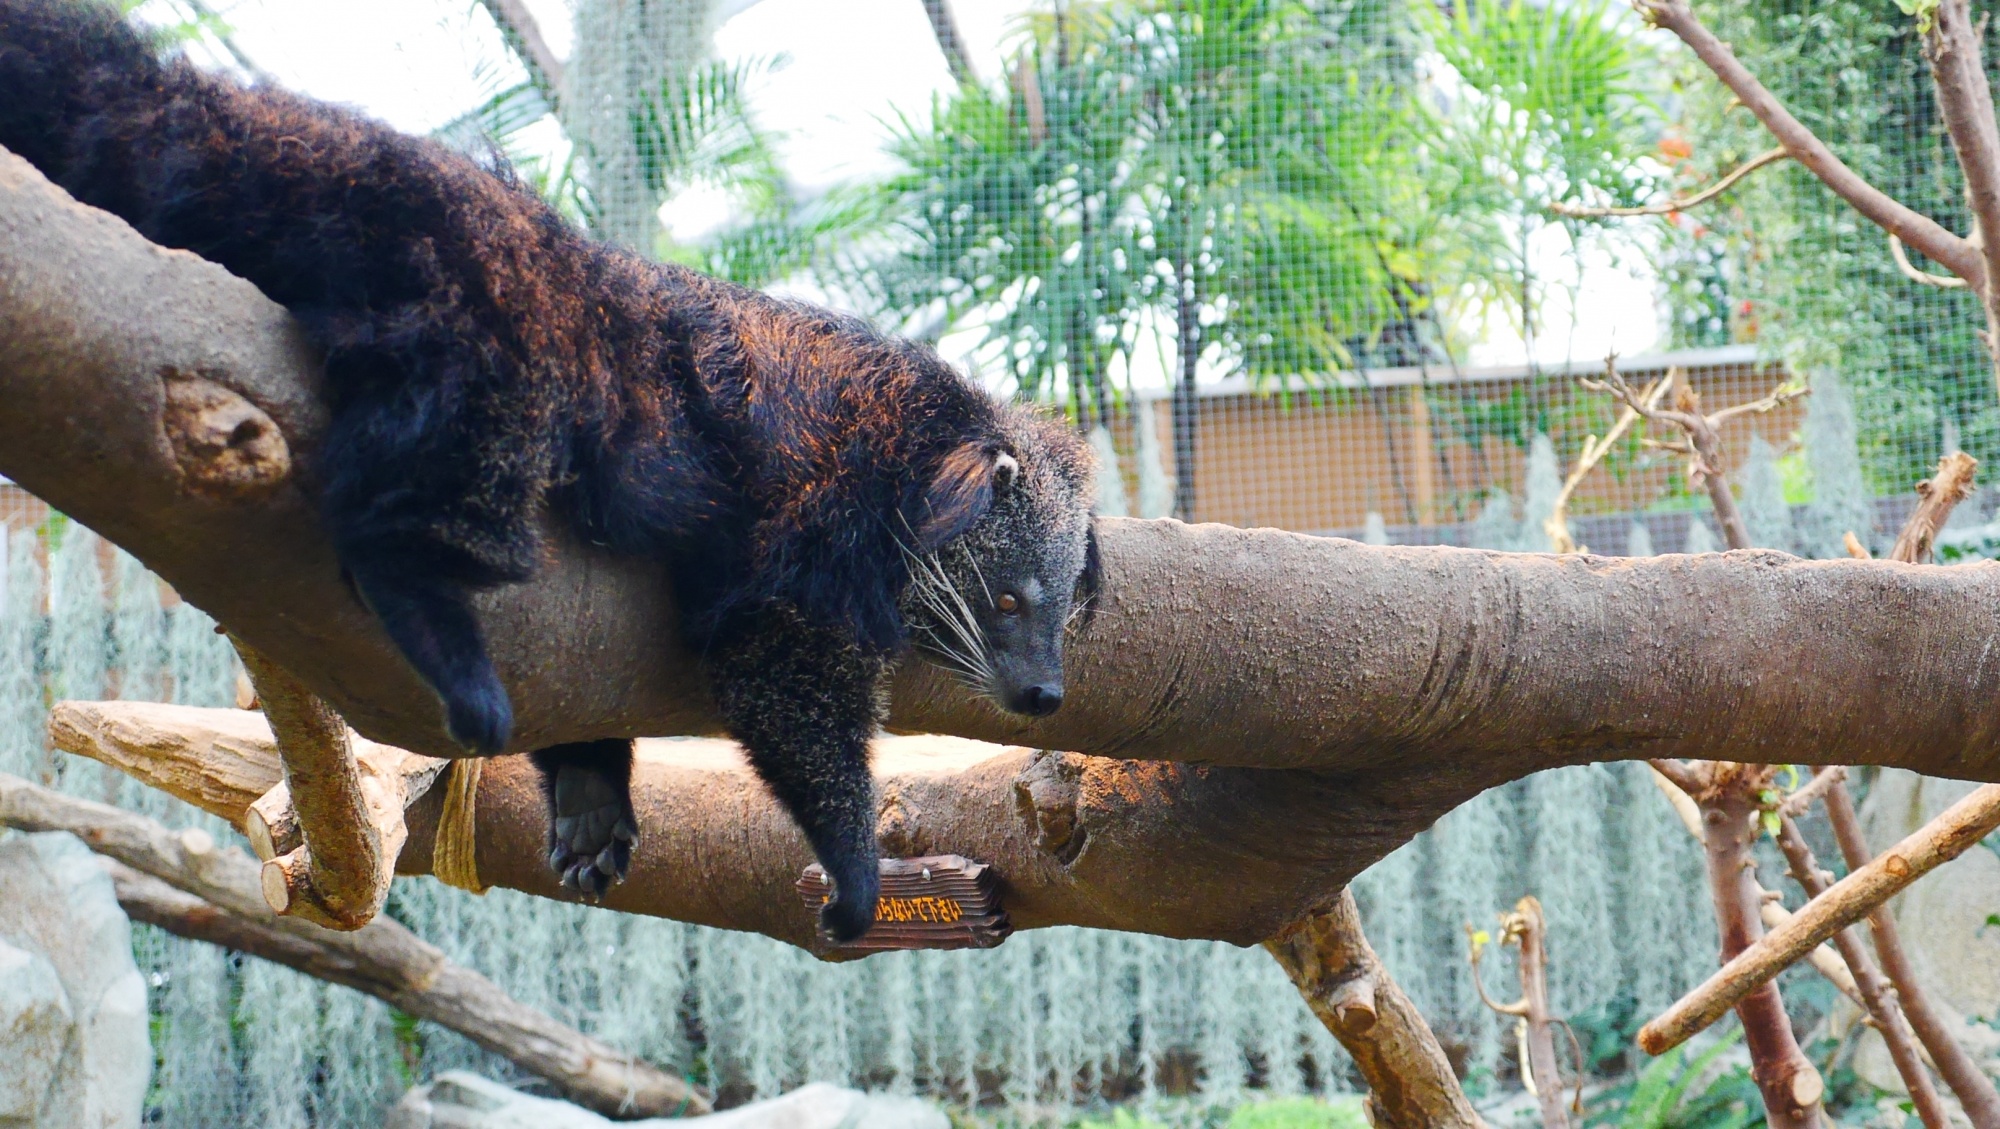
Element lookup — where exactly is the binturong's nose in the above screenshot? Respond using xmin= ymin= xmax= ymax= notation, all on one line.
xmin=1013 ymin=683 xmax=1064 ymax=717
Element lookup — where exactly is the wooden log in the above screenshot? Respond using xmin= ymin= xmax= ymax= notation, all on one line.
xmin=0 ymin=771 xmax=710 ymax=1119
xmin=1639 ymin=781 xmax=2000 ymax=1054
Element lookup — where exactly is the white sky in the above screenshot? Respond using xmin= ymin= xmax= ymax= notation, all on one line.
xmin=139 ymin=0 xmax=1660 ymax=377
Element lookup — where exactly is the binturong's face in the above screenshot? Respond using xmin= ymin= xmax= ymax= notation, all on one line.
xmin=901 ymin=413 xmax=1099 ymax=717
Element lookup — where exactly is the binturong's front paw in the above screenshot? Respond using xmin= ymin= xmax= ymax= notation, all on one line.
xmin=543 ymin=761 xmax=639 ymax=900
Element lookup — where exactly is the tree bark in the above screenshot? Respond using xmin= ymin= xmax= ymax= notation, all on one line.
xmin=14 ymin=144 xmax=2000 ymax=902
xmin=1692 ymin=765 xmax=1824 ymax=1128
xmin=1265 ymin=891 xmax=1488 ymax=1129
xmin=0 ymin=772 xmax=711 ymax=1119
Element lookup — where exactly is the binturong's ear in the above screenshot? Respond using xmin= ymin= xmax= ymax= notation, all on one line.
xmin=916 ymin=442 xmax=1006 ymax=553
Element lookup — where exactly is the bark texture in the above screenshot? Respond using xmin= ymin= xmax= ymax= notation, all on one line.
xmin=1265 ymin=891 xmax=1488 ymax=1129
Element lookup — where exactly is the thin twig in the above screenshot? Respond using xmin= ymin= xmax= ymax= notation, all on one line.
xmin=1551 ymin=147 xmax=1789 ymax=217
xmin=1890 ymin=234 xmax=1971 ymax=289
xmin=1779 ymin=765 xmax=1847 ymax=819
xmin=1546 ymin=359 xmax=1666 ymax=552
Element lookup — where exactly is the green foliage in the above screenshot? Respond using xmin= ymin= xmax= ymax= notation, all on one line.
xmin=1584 ymin=1030 xmax=1764 ymax=1129
xmin=1410 ymin=0 xmax=1662 ymax=344
xmin=1659 ymin=0 xmax=1997 ymax=497
xmin=1224 ymin=1096 xmax=1370 ymax=1129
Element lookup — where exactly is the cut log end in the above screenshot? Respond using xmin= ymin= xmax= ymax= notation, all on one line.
xmin=260 ymin=853 xmax=295 ymax=914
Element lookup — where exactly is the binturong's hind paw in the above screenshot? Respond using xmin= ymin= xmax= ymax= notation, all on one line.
xmin=543 ymin=762 xmax=639 ymax=900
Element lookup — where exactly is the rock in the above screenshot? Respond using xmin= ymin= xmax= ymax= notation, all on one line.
xmin=0 ymin=939 xmax=73 ymax=1121
xmin=385 ymin=1073 xmax=949 ymax=1129
xmin=0 ymin=831 xmax=150 ymax=1128
xmin=1841 ymin=770 xmax=2000 ymax=1092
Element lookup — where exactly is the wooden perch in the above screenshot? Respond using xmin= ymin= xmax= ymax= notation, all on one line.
xmin=1639 ymin=781 xmax=2000 ymax=1055
xmin=1265 ymin=891 xmax=1488 ymax=1129
xmin=20 ymin=143 xmax=2000 ymax=802
xmin=1773 ymin=814 xmax=1949 ymax=1129
xmin=0 ymin=771 xmax=710 ymax=1119
xmin=233 ymin=639 xmax=420 ymax=930
xmin=48 ymin=700 xmax=1438 ymax=949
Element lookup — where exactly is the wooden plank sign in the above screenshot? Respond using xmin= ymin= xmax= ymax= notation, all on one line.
xmin=796 ymin=855 xmax=1011 ymax=952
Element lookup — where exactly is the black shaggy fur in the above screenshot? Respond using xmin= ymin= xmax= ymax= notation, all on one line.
xmin=0 ymin=0 xmax=1099 ymax=940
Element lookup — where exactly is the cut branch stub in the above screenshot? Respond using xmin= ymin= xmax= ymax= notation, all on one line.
xmin=161 ymin=373 xmax=290 ymax=498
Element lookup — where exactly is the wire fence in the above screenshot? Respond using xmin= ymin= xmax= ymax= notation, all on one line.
xmin=8 ymin=0 xmax=2000 ymax=1120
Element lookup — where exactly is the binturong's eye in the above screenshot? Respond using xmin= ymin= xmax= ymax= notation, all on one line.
xmin=995 ymin=592 xmax=1021 ymax=615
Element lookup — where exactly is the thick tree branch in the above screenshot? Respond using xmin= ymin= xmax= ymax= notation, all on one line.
xmin=50 ymin=701 xmax=1424 ymax=947
xmin=1635 ymin=0 xmax=1984 ymax=288
xmin=0 ymin=772 xmax=710 ymax=1118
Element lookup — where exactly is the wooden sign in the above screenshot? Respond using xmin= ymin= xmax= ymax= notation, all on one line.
xmin=796 ymin=855 xmax=1011 ymax=952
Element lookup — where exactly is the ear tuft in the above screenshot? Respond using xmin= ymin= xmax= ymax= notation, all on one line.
xmin=992 ymin=452 xmax=1020 ymax=494
xmin=915 ymin=442 xmax=1001 ymax=553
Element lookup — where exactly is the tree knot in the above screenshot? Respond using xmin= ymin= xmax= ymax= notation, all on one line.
xmin=161 ymin=373 xmax=290 ymax=498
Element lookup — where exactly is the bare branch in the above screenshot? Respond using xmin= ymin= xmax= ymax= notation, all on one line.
xmin=1634 ymin=0 xmax=1984 ymax=288
xmin=1890 ymin=234 xmax=1971 ymax=289
xmin=475 ymin=0 xmax=564 ymax=104
xmin=1774 ymin=815 xmax=1951 ymax=1129
xmin=1843 ymin=531 xmax=1873 ymax=559
xmin=1648 ymin=758 xmax=1708 ymax=804
xmin=920 ymin=0 xmax=981 ymax=87
xmin=0 ymin=773 xmax=709 ymax=1118
xmin=1778 ymin=765 xmax=1846 ymax=819
xmin=234 ymin=639 xmax=396 ymax=930
xmin=1547 ymin=359 xmax=1666 ymax=553
xmin=1267 ymin=892 xmax=1489 ymax=1129
xmin=1922 ymin=0 xmax=2000 ymax=314
xmin=1550 ymin=147 xmax=1789 ymax=218
xmin=1821 ymin=780 xmax=2000 ymax=1127
xmin=1638 ymin=781 xmax=2000 ymax=1055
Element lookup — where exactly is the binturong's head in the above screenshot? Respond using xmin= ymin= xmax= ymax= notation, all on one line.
xmin=901 ymin=409 xmax=1099 ymax=718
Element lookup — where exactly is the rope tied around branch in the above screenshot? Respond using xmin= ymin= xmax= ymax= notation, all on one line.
xmin=433 ymin=758 xmax=487 ymax=894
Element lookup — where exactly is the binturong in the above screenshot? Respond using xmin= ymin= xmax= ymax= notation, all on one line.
xmin=0 ymin=0 xmax=1100 ymax=942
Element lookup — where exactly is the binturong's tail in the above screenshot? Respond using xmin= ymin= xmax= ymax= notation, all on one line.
xmin=0 ymin=0 xmax=183 ymax=185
